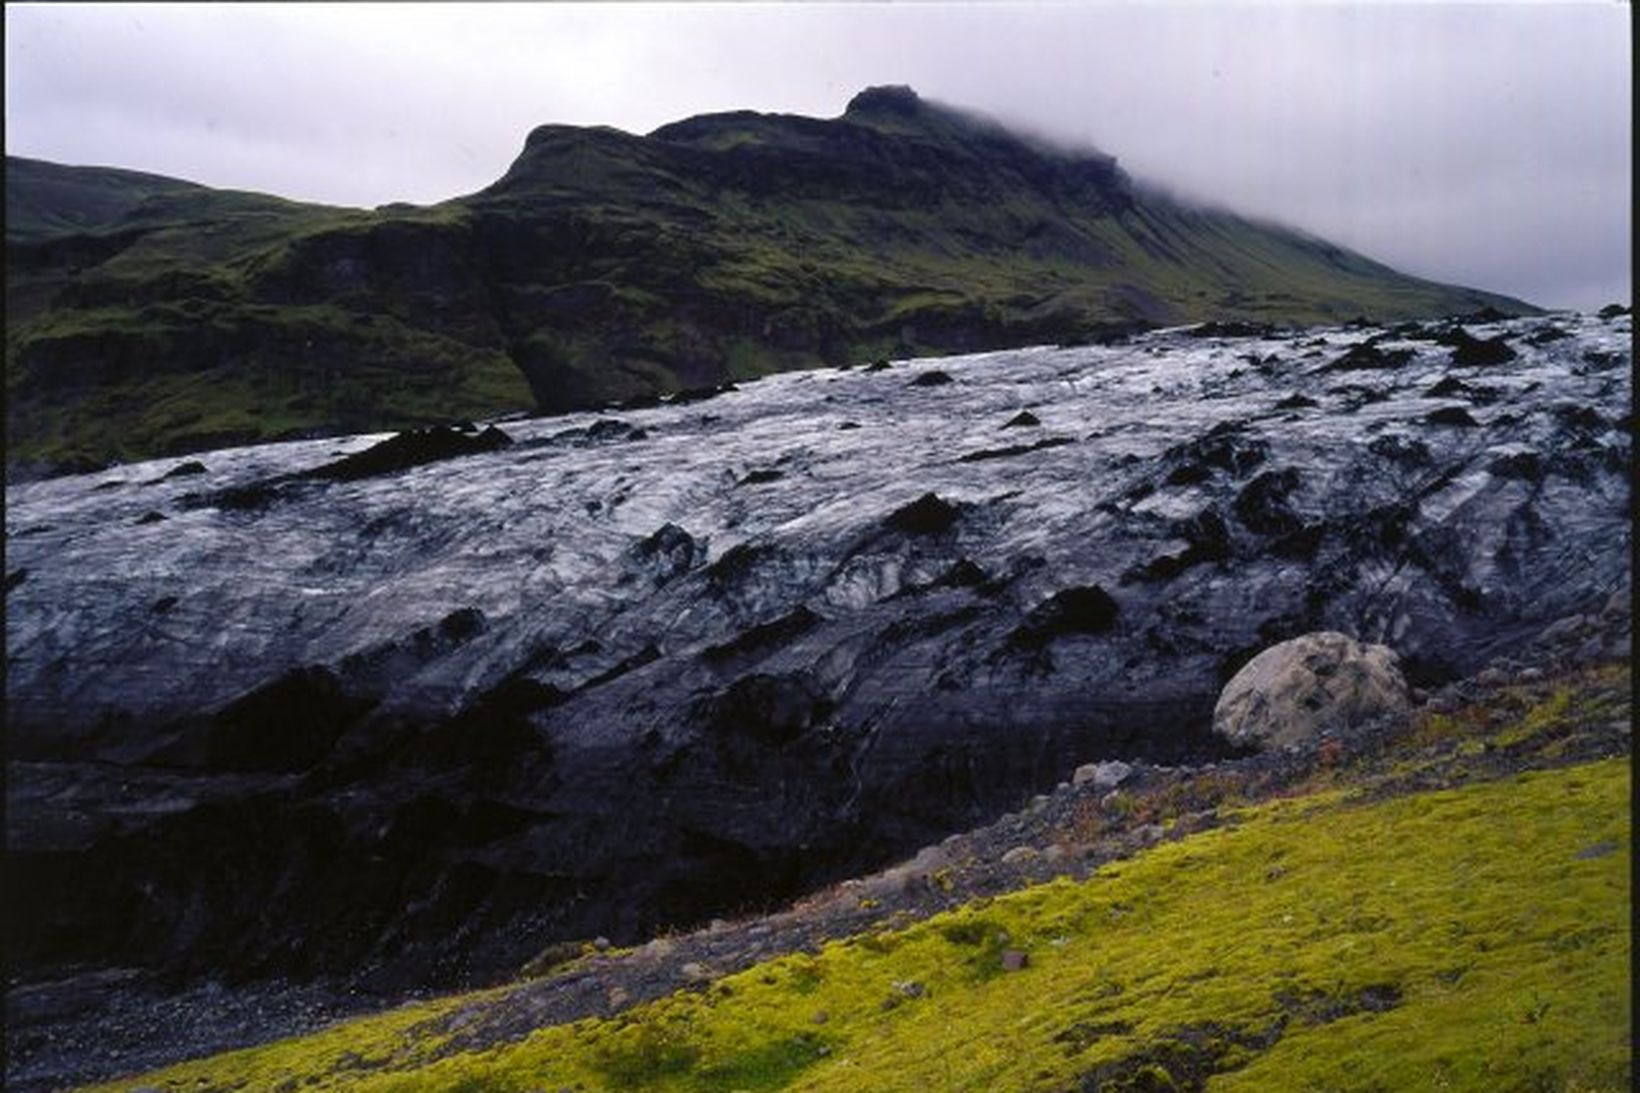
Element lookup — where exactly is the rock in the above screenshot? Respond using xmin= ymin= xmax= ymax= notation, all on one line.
xmin=1072 ymin=760 xmax=1132 ymax=790
xmin=1001 ymin=845 xmax=1038 ymax=865
xmin=640 ymin=938 xmax=676 ymax=960
xmin=1008 ymin=585 xmax=1120 ymax=648
xmin=1001 ymin=410 xmax=1041 ymax=428
xmin=1426 ymin=691 xmax=1460 ymax=713
xmin=1474 ymin=667 xmax=1509 ymax=688
xmin=1000 ymin=949 xmax=1029 ymax=971
xmin=1134 ymin=824 xmax=1165 ymax=845
xmin=307 ymin=425 xmax=513 ymax=482
xmin=679 ymin=962 xmax=713 ymax=983
xmin=1233 ymin=469 xmax=1304 ymax=537
xmin=908 ymin=370 xmax=955 ymax=387
xmin=1323 ymin=342 xmax=1413 ymax=371
xmin=1487 ymin=451 xmax=1544 ymax=481
xmin=884 ymin=492 xmax=960 ymax=534
xmin=957 ymin=436 xmax=1075 ymax=463
xmin=1446 ymin=330 xmax=1517 ymax=367
xmin=1426 ymin=406 xmax=1479 ymax=427
xmin=1213 ymin=632 xmax=1411 ymax=751
xmin=812 ymin=1009 xmax=829 ymax=1024
xmin=160 ymin=460 xmax=208 ymax=480
xmin=606 ymin=986 xmax=630 ymax=1009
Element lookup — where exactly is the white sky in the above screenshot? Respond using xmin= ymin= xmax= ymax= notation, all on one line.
xmin=4 ymin=1 xmax=1631 ymax=309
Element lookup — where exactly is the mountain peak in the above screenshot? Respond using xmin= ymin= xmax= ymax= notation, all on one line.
xmin=844 ymin=84 xmax=924 ymax=118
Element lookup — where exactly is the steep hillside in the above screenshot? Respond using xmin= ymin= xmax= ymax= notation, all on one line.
xmin=5 ymin=86 xmax=1533 ymax=476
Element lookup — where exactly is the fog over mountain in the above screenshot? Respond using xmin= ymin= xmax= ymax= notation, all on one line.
xmin=4 ymin=2 xmax=1629 ymax=310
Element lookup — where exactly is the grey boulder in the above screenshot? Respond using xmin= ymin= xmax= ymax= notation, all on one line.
xmin=1213 ymin=632 xmax=1411 ymax=750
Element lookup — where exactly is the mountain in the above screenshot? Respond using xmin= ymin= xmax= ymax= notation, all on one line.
xmin=5 ymin=86 xmax=1533 ymax=477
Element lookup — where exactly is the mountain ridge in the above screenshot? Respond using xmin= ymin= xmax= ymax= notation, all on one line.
xmin=5 ymin=86 xmax=1534 ymax=477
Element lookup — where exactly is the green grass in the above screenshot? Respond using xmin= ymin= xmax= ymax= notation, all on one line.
xmin=89 ymin=754 xmax=1629 ymax=1092
xmin=7 ymin=301 xmax=532 ymax=470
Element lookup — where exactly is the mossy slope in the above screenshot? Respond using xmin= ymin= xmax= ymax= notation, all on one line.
xmin=90 ymin=751 xmax=1629 ymax=1092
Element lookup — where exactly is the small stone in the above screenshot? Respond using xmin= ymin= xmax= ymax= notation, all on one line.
xmin=592 ymin=936 xmax=611 ymax=951
xmin=607 ymin=986 xmax=630 ymax=1009
xmin=1001 ymin=845 xmax=1039 ymax=865
xmin=1574 ymin=839 xmax=1618 ymax=861
xmin=910 ymin=845 xmax=949 ymax=872
xmin=892 ymin=979 xmax=926 ymax=998
xmin=1074 ymin=760 xmax=1133 ymax=789
xmin=1515 ymin=667 xmax=1544 ymax=684
xmin=1027 ymin=794 xmax=1051 ymax=813
xmin=680 ymin=961 xmax=712 ymax=982
xmin=812 ymin=1009 xmax=830 ymax=1024
xmin=641 ymin=938 xmax=676 ymax=960
xmin=1001 ymin=949 xmax=1029 ymax=971
xmin=1475 ymin=667 xmax=1508 ymax=687
xmin=1135 ymin=824 xmax=1165 ymax=844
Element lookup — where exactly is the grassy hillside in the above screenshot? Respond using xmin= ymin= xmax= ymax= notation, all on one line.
xmin=6 ymin=88 xmax=1534 ymax=476
xmin=4 ymin=156 xmax=207 ymax=241
xmin=84 ymin=664 xmax=1630 ymax=1092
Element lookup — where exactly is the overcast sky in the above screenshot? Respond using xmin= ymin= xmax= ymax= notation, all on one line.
xmin=5 ymin=2 xmax=1630 ymax=310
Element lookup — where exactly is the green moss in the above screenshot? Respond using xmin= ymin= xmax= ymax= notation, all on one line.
xmin=92 ymin=755 xmax=1629 ymax=1092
